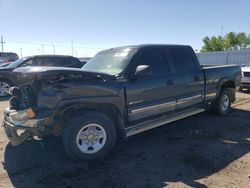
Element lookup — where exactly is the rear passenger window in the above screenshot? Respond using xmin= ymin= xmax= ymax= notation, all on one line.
xmin=170 ymin=47 xmax=197 ymax=73
xmin=136 ymin=49 xmax=169 ymax=76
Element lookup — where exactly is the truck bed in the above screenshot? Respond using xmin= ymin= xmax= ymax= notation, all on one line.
xmin=202 ymin=64 xmax=241 ymax=101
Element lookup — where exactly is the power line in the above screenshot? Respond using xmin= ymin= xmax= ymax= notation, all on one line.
xmin=7 ymin=40 xmax=104 ymax=49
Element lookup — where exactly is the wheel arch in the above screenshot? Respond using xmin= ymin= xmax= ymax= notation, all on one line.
xmin=56 ymin=102 xmax=127 ymax=139
xmin=0 ymin=77 xmax=14 ymax=85
xmin=217 ymin=78 xmax=236 ymax=102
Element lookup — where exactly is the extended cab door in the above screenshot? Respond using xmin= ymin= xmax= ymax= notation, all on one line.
xmin=125 ymin=47 xmax=176 ymax=122
xmin=169 ymin=46 xmax=205 ymax=109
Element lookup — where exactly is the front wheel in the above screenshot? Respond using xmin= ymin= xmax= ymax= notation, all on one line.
xmin=212 ymin=88 xmax=232 ymax=115
xmin=63 ymin=112 xmax=117 ymax=161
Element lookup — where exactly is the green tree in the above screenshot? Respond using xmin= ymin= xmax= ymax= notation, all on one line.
xmin=201 ymin=36 xmax=212 ymax=52
xmin=247 ymin=35 xmax=250 ymax=47
xmin=201 ymin=32 xmax=250 ymax=52
xmin=210 ymin=36 xmax=225 ymax=51
xmin=236 ymin=32 xmax=248 ymax=49
xmin=224 ymin=32 xmax=237 ymax=50
xmin=201 ymin=36 xmax=225 ymax=52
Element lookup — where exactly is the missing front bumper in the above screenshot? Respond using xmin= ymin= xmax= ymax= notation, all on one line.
xmin=3 ymin=120 xmax=32 ymax=146
xmin=2 ymin=108 xmax=49 ymax=146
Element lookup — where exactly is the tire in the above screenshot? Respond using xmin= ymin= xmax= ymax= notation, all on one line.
xmin=212 ymin=88 xmax=232 ymax=115
xmin=63 ymin=111 xmax=117 ymax=161
xmin=0 ymin=79 xmax=13 ymax=97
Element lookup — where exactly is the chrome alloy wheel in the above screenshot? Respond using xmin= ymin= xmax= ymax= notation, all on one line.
xmin=220 ymin=95 xmax=229 ymax=112
xmin=76 ymin=123 xmax=107 ymax=154
xmin=0 ymin=82 xmax=11 ymax=97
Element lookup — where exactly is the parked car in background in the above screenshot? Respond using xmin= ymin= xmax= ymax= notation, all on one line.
xmin=0 ymin=52 xmax=19 ymax=64
xmin=2 ymin=44 xmax=241 ymax=161
xmin=0 ymin=55 xmax=84 ymax=97
xmin=78 ymin=57 xmax=91 ymax=65
xmin=240 ymin=64 xmax=250 ymax=90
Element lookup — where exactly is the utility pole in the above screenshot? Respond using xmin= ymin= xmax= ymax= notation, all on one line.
xmin=20 ymin=48 xmax=23 ymax=57
xmin=42 ymin=44 xmax=44 ymax=54
xmin=52 ymin=43 xmax=55 ymax=55
xmin=71 ymin=40 xmax=74 ymax=56
xmin=1 ymin=36 xmax=5 ymax=52
xmin=38 ymin=48 xmax=40 ymax=54
xmin=221 ymin=26 xmax=224 ymax=37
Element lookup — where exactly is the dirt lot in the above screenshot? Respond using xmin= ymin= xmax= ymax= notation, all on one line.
xmin=0 ymin=92 xmax=250 ymax=188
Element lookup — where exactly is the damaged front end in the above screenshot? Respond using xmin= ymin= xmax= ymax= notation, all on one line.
xmin=2 ymin=85 xmax=52 ymax=146
xmin=2 ymin=67 xmax=118 ymax=146
xmin=3 ymin=108 xmax=50 ymax=145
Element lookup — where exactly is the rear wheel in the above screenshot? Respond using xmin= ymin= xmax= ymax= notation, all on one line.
xmin=63 ymin=112 xmax=117 ymax=161
xmin=212 ymin=88 xmax=232 ymax=115
xmin=0 ymin=80 xmax=12 ymax=97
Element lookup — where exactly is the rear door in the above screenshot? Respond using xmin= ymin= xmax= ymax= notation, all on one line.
xmin=125 ymin=47 xmax=176 ymax=122
xmin=169 ymin=46 xmax=204 ymax=110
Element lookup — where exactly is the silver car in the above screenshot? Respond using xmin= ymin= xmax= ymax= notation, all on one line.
xmin=240 ymin=65 xmax=250 ymax=90
xmin=0 ymin=52 xmax=19 ymax=65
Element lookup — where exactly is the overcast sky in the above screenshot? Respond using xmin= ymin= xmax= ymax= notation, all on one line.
xmin=0 ymin=0 xmax=250 ymax=57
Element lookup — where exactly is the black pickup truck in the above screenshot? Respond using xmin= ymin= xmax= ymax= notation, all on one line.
xmin=3 ymin=45 xmax=241 ymax=161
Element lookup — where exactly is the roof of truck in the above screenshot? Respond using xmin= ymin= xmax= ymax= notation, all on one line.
xmin=103 ymin=44 xmax=192 ymax=52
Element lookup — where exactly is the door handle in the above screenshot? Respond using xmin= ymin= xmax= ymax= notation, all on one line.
xmin=167 ymin=80 xmax=174 ymax=85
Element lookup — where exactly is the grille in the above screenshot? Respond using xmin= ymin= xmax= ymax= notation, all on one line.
xmin=243 ymin=72 xmax=250 ymax=77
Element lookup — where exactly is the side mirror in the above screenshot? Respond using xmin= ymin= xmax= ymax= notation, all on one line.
xmin=135 ymin=65 xmax=152 ymax=77
xmin=242 ymin=64 xmax=246 ymax=67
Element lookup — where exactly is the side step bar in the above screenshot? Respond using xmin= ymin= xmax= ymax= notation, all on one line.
xmin=125 ymin=108 xmax=205 ymax=137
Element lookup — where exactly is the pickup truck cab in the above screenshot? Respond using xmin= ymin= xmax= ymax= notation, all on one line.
xmin=3 ymin=45 xmax=241 ymax=161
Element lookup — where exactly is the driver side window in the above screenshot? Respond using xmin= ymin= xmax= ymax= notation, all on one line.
xmin=136 ymin=48 xmax=169 ymax=76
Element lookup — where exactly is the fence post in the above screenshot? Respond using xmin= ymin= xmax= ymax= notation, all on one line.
xmin=226 ymin=51 xmax=228 ymax=64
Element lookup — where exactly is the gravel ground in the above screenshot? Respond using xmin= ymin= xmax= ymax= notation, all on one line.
xmin=0 ymin=91 xmax=250 ymax=188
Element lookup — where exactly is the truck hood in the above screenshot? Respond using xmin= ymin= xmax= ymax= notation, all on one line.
xmin=13 ymin=66 xmax=116 ymax=83
xmin=241 ymin=66 xmax=250 ymax=72
xmin=10 ymin=66 xmax=121 ymax=111
xmin=0 ymin=67 xmax=14 ymax=71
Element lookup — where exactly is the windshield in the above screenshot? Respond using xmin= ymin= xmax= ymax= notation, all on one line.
xmin=82 ymin=47 xmax=136 ymax=75
xmin=6 ymin=57 xmax=28 ymax=68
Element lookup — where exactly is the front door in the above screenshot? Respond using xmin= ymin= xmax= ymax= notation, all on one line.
xmin=125 ymin=47 xmax=176 ymax=122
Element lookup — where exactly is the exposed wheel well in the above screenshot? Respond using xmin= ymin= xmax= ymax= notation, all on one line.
xmin=218 ymin=81 xmax=236 ymax=102
xmin=0 ymin=78 xmax=13 ymax=85
xmin=58 ymin=103 xmax=126 ymax=139
xmin=221 ymin=80 xmax=235 ymax=89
